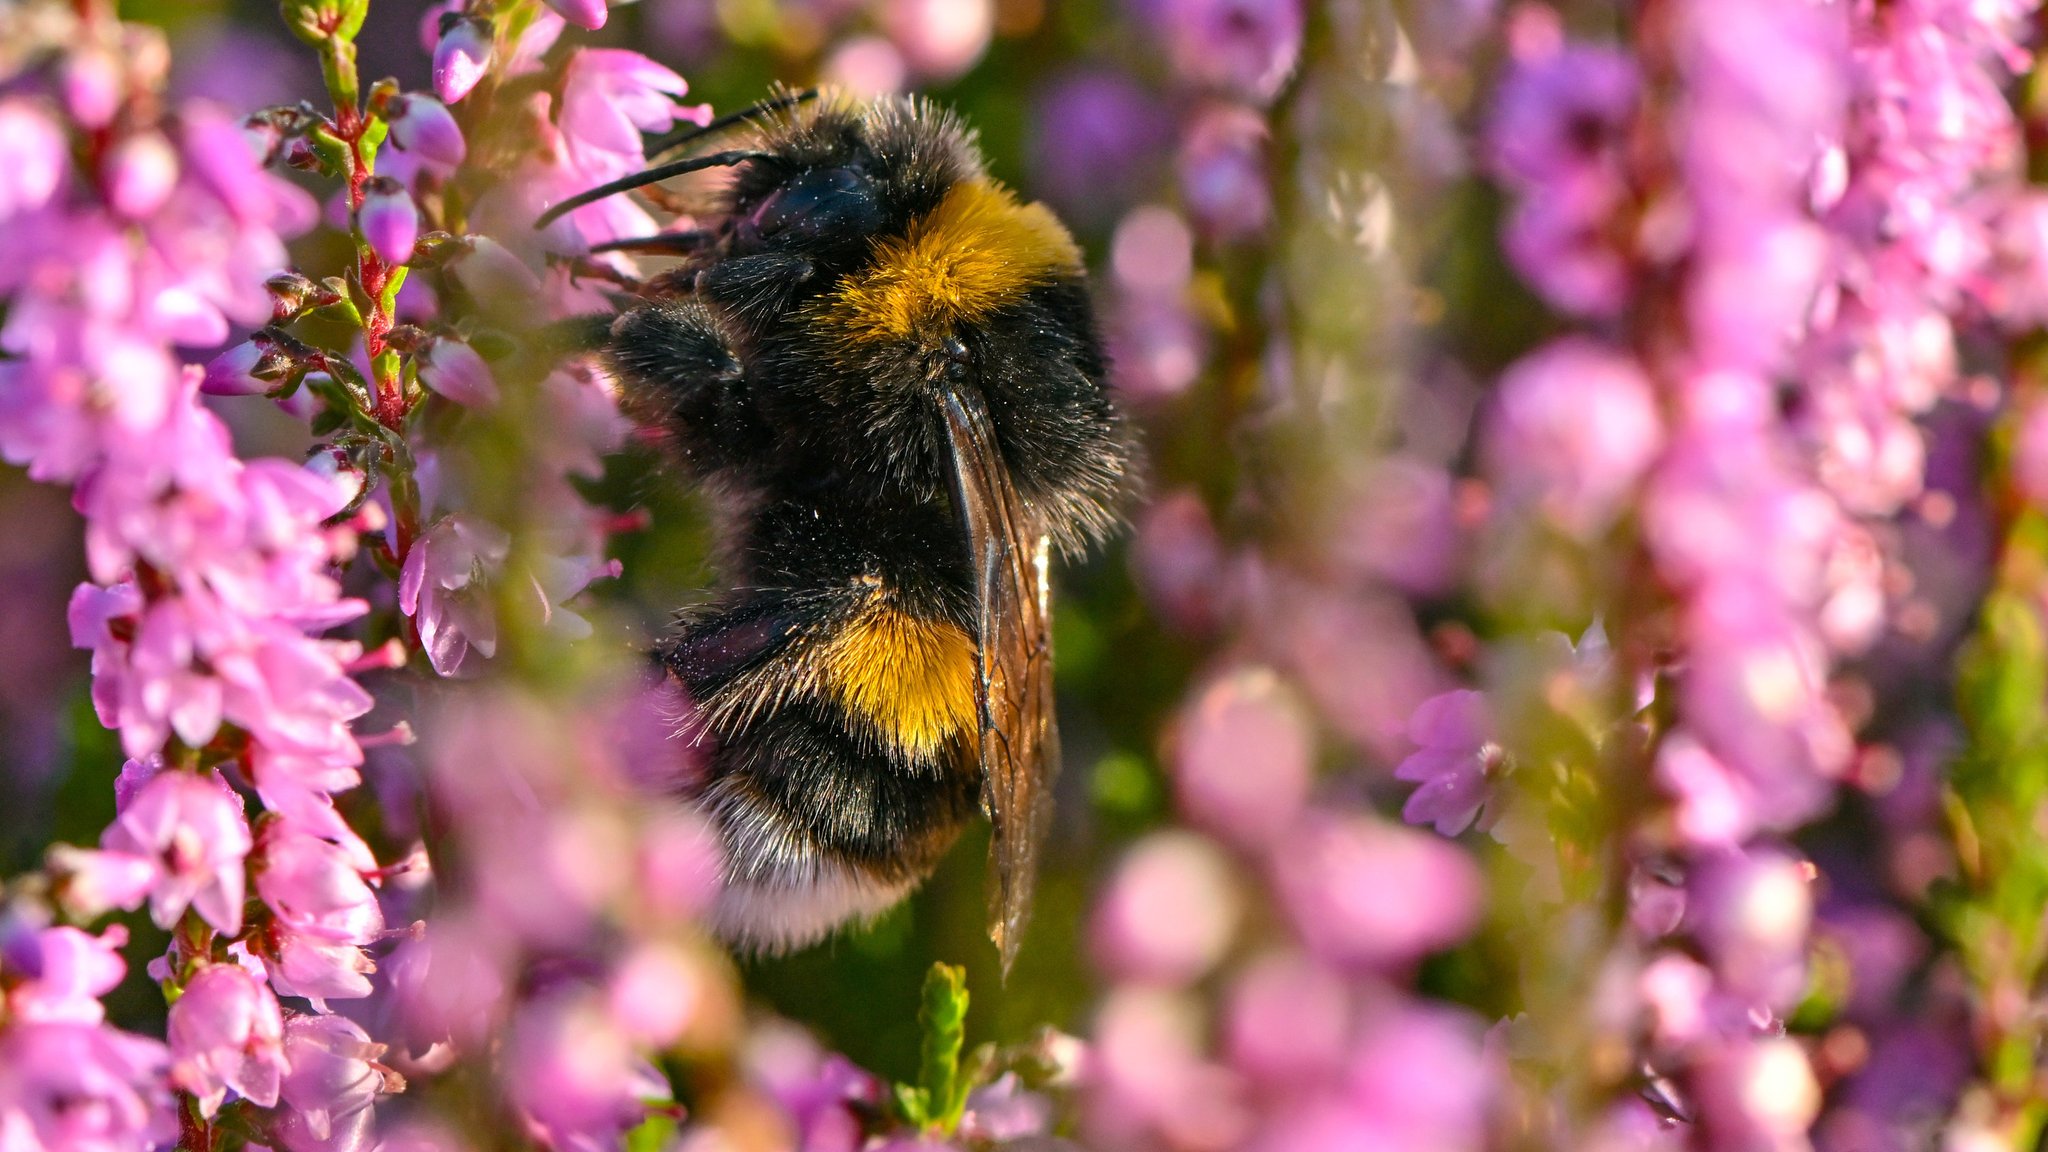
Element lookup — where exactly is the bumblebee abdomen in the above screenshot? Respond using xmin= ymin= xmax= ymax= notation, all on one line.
xmin=817 ymin=589 xmax=977 ymax=760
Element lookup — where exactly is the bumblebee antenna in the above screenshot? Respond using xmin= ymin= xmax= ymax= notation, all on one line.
xmin=641 ymin=88 xmax=818 ymax=157
xmin=534 ymin=150 xmax=762 ymax=229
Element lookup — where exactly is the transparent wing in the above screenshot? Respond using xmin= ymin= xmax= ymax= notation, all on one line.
xmin=940 ymin=387 xmax=1059 ymax=976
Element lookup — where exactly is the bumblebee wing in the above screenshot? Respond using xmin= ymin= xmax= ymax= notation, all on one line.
xmin=941 ymin=387 xmax=1058 ymax=976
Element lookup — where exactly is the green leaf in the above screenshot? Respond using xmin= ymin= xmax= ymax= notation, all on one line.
xmin=624 ymin=1110 xmax=676 ymax=1152
xmin=892 ymin=1083 xmax=931 ymax=1128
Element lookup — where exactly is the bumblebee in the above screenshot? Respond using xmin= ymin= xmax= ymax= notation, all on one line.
xmin=542 ymin=92 xmax=1130 ymax=968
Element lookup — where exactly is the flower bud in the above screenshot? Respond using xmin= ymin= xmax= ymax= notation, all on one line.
xmin=103 ymin=131 xmax=179 ymax=220
xmin=202 ymin=341 xmax=272 ymax=396
xmin=543 ymin=0 xmax=609 ymax=30
xmin=432 ymin=18 xmax=493 ymax=105
xmin=60 ymin=50 xmax=122 ymax=130
xmin=0 ymin=101 xmax=67 ymax=221
xmin=385 ymin=95 xmax=467 ymax=171
xmin=359 ymin=177 xmax=419 ymax=267
xmin=419 ymin=338 xmax=499 ymax=408
xmin=266 ymin=272 xmax=320 ymax=322
xmin=280 ymin=0 xmax=370 ymax=46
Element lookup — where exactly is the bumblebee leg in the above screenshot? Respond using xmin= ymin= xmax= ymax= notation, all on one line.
xmin=606 ymin=299 xmax=771 ymax=476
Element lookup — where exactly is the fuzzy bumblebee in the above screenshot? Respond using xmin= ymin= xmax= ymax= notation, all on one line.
xmin=543 ymin=92 xmax=1130 ymax=969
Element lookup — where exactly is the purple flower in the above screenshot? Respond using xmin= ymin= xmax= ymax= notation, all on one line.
xmin=1177 ymin=103 xmax=1270 ymax=241
xmin=101 ymin=769 xmax=252 ymax=935
xmin=1689 ymin=848 xmax=1813 ymax=1010
xmin=544 ymin=0 xmax=610 ymax=30
xmin=1027 ymin=70 xmax=1171 ymax=228
xmin=1486 ymin=338 xmax=1664 ymax=538
xmin=384 ymin=95 xmax=467 ymax=172
xmin=1392 ymin=689 xmax=1498 ymax=837
xmin=879 ymin=0 xmax=995 ymax=82
xmin=0 ymin=100 xmax=68 ymax=221
xmin=1085 ymin=987 xmax=1250 ymax=1151
xmin=504 ymin=989 xmax=670 ymax=1152
xmin=0 ymin=1022 xmax=176 ymax=1151
xmin=418 ymin=338 xmax=499 ymax=408
xmin=1091 ymin=831 xmax=1242 ymax=985
xmin=1222 ymin=950 xmax=1351 ymax=1085
xmin=0 ymin=924 xmax=127 ymax=1025
xmin=432 ymin=17 xmax=493 ymax=105
xmin=398 ymin=515 xmax=511 ymax=676
xmin=358 ymin=177 xmax=419 ymax=267
xmin=167 ymin=962 xmax=287 ymax=1115
xmin=1142 ymin=0 xmax=1304 ymax=103
xmin=202 ymin=339 xmax=272 ymax=397
xmin=1171 ymin=667 xmax=1314 ymax=847
xmin=102 ymin=130 xmax=179 ymax=221
xmin=275 ymin=1014 xmax=391 ymax=1152
xmin=1271 ymin=813 xmax=1482 ymax=969
xmin=254 ymin=820 xmax=384 ymax=947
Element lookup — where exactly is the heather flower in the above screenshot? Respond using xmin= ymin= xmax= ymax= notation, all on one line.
xmin=0 ymin=100 xmax=66 ymax=220
xmin=1027 ymin=70 xmax=1171 ymax=227
xmin=1688 ymin=849 xmax=1813 ymax=1010
xmin=1090 ymin=831 xmax=1242 ymax=984
xmin=503 ymin=989 xmax=670 ymax=1152
xmin=1170 ymin=666 xmax=1314 ymax=847
xmin=0 ymin=924 xmax=127 ymax=1025
xmin=101 ymin=769 xmax=252 ymax=936
xmin=1485 ymin=338 xmax=1664 ymax=539
xmin=1271 ymin=813 xmax=1483 ymax=970
xmin=275 ymin=1014 xmax=392 ymax=1152
xmin=102 ymin=130 xmax=178 ymax=221
xmin=606 ymin=943 xmax=706 ymax=1048
xmin=544 ymin=0 xmax=610 ymax=31
xmin=1222 ymin=950 xmax=1351 ymax=1085
xmin=0 ymin=1021 xmax=176 ymax=1152
xmin=1142 ymin=0 xmax=1304 ymax=104
xmin=254 ymin=820 xmax=384 ymax=946
xmin=167 ymin=962 xmax=287 ymax=1115
xmin=418 ymin=338 xmax=500 ymax=408
xmin=399 ymin=515 xmax=511 ymax=677
xmin=1393 ymin=689 xmax=1498 ymax=838
xmin=384 ymin=95 xmax=467 ymax=173
xmin=432 ymin=17 xmax=493 ymax=105
xmin=358 ymin=178 xmax=418 ymax=267
xmin=879 ymin=0 xmax=995 ymax=82
xmin=1084 ymin=986 xmax=1250 ymax=1150
xmin=1177 ymin=103 xmax=1271 ymax=241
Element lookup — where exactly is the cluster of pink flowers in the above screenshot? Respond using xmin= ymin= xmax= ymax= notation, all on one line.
xmin=0 ymin=6 xmax=400 ymax=1146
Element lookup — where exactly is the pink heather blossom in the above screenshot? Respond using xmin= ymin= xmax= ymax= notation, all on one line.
xmin=167 ymin=962 xmax=287 ymax=1115
xmin=254 ymin=821 xmax=384 ymax=946
xmin=1091 ymin=832 xmax=1242 ymax=985
xmin=1486 ymin=36 xmax=1640 ymax=316
xmin=1486 ymin=338 xmax=1664 ymax=538
xmin=102 ymin=130 xmax=179 ymax=221
xmin=879 ymin=0 xmax=995 ymax=81
xmin=1144 ymin=0 xmax=1304 ymax=104
xmin=1689 ymin=849 xmax=1814 ymax=1011
xmin=0 ymin=100 xmax=67 ymax=220
xmin=1690 ymin=1036 xmax=1821 ymax=1152
xmin=1272 ymin=813 xmax=1483 ymax=970
xmin=399 ymin=514 xmax=511 ymax=676
xmin=1222 ymin=950 xmax=1352 ymax=1085
xmin=544 ymin=0 xmax=610 ymax=31
xmin=45 ymin=845 xmax=159 ymax=921
xmin=1393 ymin=689 xmax=1498 ymax=837
xmin=418 ymin=338 xmax=499 ymax=408
xmin=101 ymin=769 xmax=252 ymax=935
xmin=607 ymin=944 xmax=706 ymax=1048
xmin=358 ymin=178 xmax=419 ymax=267
xmin=1085 ymin=986 xmax=1250 ymax=1150
xmin=432 ymin=17 xmax=493 ymax=105
xmin=1130 ymin=489 xmax=1230 ymax=634
xmin=1177 ymin=103 xmax=1271 ymax=241
xmin=275 ymin=1014 xmax=391 ymax=1152
xmin=1170 ymin=667 xmax=1314 ymax=847
xmin=201 ymin=339 xmax=272 ymax=397
xmin=263 ymin=926 xmax=378 ymax=1010
xmin=0 ymin=924 xmax=127 ymax=1025
xmin=504 ymin=990 xmax=671 ymax=1152
xmin=385 ymin=95 xmax=467 ymax=173
xmin=1654 ymin=732 xmax=1760 ymax=849
xmin=0 ymin=1022 xmax=176 ymax=1151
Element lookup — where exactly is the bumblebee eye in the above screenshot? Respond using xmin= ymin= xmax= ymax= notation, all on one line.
xmin=944 ymin=338 xmax=972 ymax=383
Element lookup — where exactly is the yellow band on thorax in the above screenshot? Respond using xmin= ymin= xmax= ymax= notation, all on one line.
xmin=821 ymin=179 xmax=1084 ymax=343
